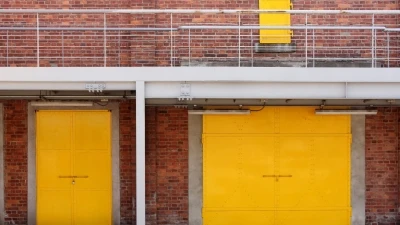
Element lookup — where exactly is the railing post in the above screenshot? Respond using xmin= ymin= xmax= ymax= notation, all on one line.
xmin=118 ymin=30 xmax=121 ymax=67
xmin=6 ymin=30 xmax=9 ymax=67
xmin=238 ymin=12 xmax=241 ymax=67
xmin=305 ymin=14 xmax=308 ymax=67
xmin=62 ymin=30 xmax=65 ymax=67
xmin=37 ymin=13 xmax=40 ymax=67
xmin=387 ymin=32 xmax=390 ymax=68
xmin=312 ymin=29 xmax=315 ymax=67
xmin=188 ymin=29 xmax=191 ymax=67
xmin=251 ymin=29 xmax=254 ymax=67
xmin=170 ymin=13 xmax=173 ymax=67
xmin=104 ymin=13 xmax=107 ymax=67
xmin=371 ymin=14 xmax=375 ymax=68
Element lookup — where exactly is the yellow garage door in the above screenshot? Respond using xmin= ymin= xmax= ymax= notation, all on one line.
xmin=36 ymin=111 xmax=112 ymax=225
xmin=203 ymin=107 xmax=351 ymax=225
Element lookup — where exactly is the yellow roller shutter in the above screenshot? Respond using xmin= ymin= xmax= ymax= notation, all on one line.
xmin=259 ymin=0 xmax=292 ymax=44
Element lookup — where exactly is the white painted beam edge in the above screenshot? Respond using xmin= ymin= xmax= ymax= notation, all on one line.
xmin=0 ymin=82 xmax=135 ymax=91
xmin=146 ymin=81 xmax=400 ymax=99
xmin=0 ymin=67 xmax=399 ymax=82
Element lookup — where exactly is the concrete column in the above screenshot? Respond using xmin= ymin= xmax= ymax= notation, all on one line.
xmin=136 ymin=81 xmax=146 ymax=225
xmin=189 ymin=115 xmax=203 ymax=225
xmin=351 ymin=115 xmax=366 ymax=225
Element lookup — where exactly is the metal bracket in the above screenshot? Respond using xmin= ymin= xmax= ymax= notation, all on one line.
xmin=179 ymin=83 xmax=192 ymax=101
xmin=85 ymin=83 xmax=106 ymax=93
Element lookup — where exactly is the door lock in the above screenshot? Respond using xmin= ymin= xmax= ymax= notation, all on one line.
xmin=58 ymin=175 xmax=89 ymax=185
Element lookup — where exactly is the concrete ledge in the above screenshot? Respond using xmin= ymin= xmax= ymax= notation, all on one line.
xmin=255 ymin=43 xmax=296 ymax=53
xmin=180 ymin=59 xmax=379 ymax=68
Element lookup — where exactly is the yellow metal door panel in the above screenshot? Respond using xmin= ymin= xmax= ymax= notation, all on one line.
xmin=312 ymin=136 xmax=351 ymax=208
xmin=37 ymin=111 xmax=111 ymax=225
xmin=74 ymin=190 xmax=111 ymax=225
xmin=204 ymin=107 xmax=350 ymax=134
xmin=277 ymin=135 xmax=350 ymax=213
xmin=37 ymin=190 xmax=72 ymax=225
xmin=74 ymin=151 xmax=111 ymax=190
xmin=203 ymin=107 xmax=351 ymax=225
xmin=37 ymin=150 xmax=71 ymax=189
xmin=203 ymin=211 xmax=274 ymax=225
xmin=37 ymin=111 xmax=72 ymax=150
xmin=37 ymin=111 xmax=73 ymax=225
xmin=203 ymin=136 xmax=242 ymax=208
xmin=203 ymin=135 xmax=275 ymax=209
xmin=74 ymin=112 xmax=111 ymax=151
xmin=259 ymin=0 xmax=291 ymax=44
xmin=277 ymin=136 xmax=313 ymax=208
xmin=240 ymin=136 xmax=275 ymax=208
xmin=278 ymin=107 xmax=350 ymax=134
xmin=203 ymin=108 xmax=276 ymax=134
xmin=276 ymin=210 xmax=351 ymax=225
xmin=73 ymin=111 xmax=111 ymax=225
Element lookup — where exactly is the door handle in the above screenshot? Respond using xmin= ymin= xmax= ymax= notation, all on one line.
xmin=58 ymin=176 xmax=89 ymax=178
xmin=262 ymin=174 xmax=292 ymax=181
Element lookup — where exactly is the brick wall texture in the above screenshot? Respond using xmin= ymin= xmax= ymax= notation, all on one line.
xmin=0 ymin=0 xmax=399 ymax=225
xmin=0 ymin=102 xmax=400 ymax=224
xmin=366 ymin=108 xmax=400 ymax=225
xmin=118 ymin=103 xmax=190 ymax=225
xmin=0 ymin=0 xmax=398 ymax=67
xmin=1 ymin=101 xmax=189 ymax=225
xmin=3 ymin=101 xmax=28 ymax=225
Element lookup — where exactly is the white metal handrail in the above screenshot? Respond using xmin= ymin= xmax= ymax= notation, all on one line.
xmin=0 ymin=25 xmax=388 ymax=31
xmin=180 ymin=25 xmax=387 ymax=30
xmin=0 ymin=9 xmax=400 ymax=14
xmin=0 ymin=27 xmax=179 ymax=31
xmin=0 ymin=9 xmax=399 ymax=68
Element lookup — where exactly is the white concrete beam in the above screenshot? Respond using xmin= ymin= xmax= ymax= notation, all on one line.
xmin=1 ymin=67 xmax=400 ymax=99
xmin=0 ymin=67 xmax=400 ymax=82
xmin=146 ymin=81 xmax=400 ymax=99
xmin=0 ymin=82 xmax=135 ymax=91
xmin=146 ymin=82 xmax=345 ymax=99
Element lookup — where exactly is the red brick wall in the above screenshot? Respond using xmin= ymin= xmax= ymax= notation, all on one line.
xmin=119 ymin=100 xmax=136 ymax=224
xmin=0 ymin=102 xmax=189 ymax=225
xmin=3 ymin=100 xmax=28 ymax=225
xmin=3 ymin=101 xmax=400 ymax=225
xmin=154 ymin=107 xmax=188 ymax=225
xmin=146 ymin=107 xmax=158 ymax=224
xmin=0 ymin=1 xmax=398 ymax=67
xmin=366 ymin=108 xmax=400 ymax=225
xmin=120 ymin=106 xmax=189 ymax=225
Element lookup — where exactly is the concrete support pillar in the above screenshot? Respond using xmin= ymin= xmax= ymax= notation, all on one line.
xmin=351 ymin=115 xmax=366 ymax=225
xmin=189 ymin=115 xmax=203 ymax=225
xmin=136 ymin=81 xmax=146 ymax=225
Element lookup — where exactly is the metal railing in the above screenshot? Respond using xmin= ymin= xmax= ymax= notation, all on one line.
xmin=0 ymin=9 xmax=399 ymax=67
